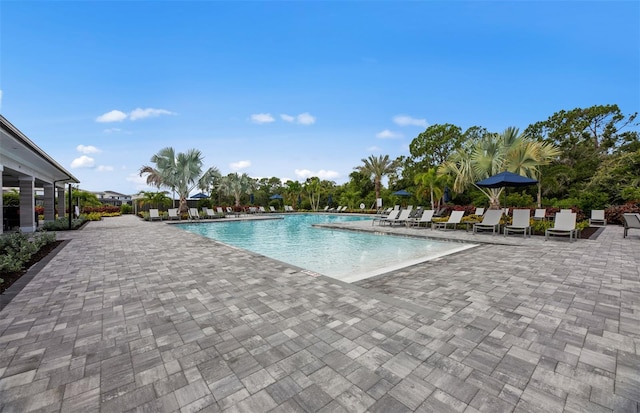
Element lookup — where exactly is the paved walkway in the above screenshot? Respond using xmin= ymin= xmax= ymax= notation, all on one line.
xmin=0 ymin=215 xmax=638 ymax=412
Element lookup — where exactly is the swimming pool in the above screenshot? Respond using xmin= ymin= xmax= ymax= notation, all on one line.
xmin=176 ymin=214 xmax=476 ymax=282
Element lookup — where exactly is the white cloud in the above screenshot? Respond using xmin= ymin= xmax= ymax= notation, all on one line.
xmin=96 ymin=110 xmax=127 ymax=123
xmin=393 ymin=115 xmax=428 ymax=128
xmin=129 ymin=107 xmax=175 ymax=121
xmin=96 ymin=108 xmax=175 ymax=123
xmin=70 ymin=155 xmax=95 ymax=168
xmin=230 ymin=160 xmax=251 ymax=171
xmin=96 ymin=165 xmax=114 ymax=172
xmin=367 ymin=146 xmax=382 ymax=152
xmin=251 ymin=113 xmax=275 ymax=124
xmin=376 ymin=129 xmax=403 ymax=139
xmin=103 ymin=128 xmax=122 ymax=133
xmin=296 ymin=112 xmax=316 ymax=125
xmin=76 ymin=144 xmax=101 ymax=154
xmin=294 ymin=169 xmax=339 ymax=180
xmin=280 ymin=114 xmax=295 ymax=123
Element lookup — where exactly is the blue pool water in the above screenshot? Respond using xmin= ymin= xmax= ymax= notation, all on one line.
xmin=176 ymin=214 xmax=476 ymax=282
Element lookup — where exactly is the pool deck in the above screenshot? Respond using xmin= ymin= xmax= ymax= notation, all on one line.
xmin=0 ymin=214 xmax=638 ymax=412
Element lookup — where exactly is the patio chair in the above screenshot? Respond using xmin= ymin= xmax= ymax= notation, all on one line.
xmin=407 ymin=209 xmax=435 ymax=228
xmin=545 ymin=212 xmax=578 ymax=242
xmin=204 ymin=208 xmax=217 ymax=219
xmin=432 ymin=210 xmax=465 ymax=230
xmin=472 ymin=209 xmax=503 ymax=235
xmin=383 ymin=208 xmax=413 ymax=226
xmin=533 ymin=208 xmax=547 ymax=221
xmin=504 ymin=209 xmax=531 ymax=238
xmin=167 ymin=208 xmax=180 ymax=220
xmin=622 ymin=213 xmax=640 ymax=238
xmin=149 ymin=208 xmax=162 ymax=221
xmin=269 ymin=206 xmax=276 ymax=213
xmin=259 ymin=206 xmax=267 ymax=213
xmin=374 ymin=209 xmax=400 ymax=226
xmin=474 ymin=207 xmax=485 ymax=216
xmin=188 ymin=208 xmax=201 ymax=220
xmin=433 ymin=206 xmax=447 ymax=217
xmin=560 ymin=209 xmax=573 ymax=214
xmin=589 ymin=210 xmax=606 ymax=226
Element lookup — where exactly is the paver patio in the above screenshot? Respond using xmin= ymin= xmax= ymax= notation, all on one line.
xmin=0 ymin=214 xmax=638 ymax=412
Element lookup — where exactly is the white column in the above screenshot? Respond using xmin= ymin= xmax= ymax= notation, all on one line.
xmin=57 ymin=187 xmax=66 ymax=219
xmin=0 ymin=164 xmax=4 ymax=235
xmin=43 ymin=183 xmax=55 ymax=222
xmin=19 ymin=175 xmax=36 ymax=233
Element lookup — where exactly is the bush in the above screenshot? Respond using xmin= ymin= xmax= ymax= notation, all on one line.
xmin=120 ymin=204 xmax=133 ymax=214
xmin=83 ymin=212 xmax=102 ymax=221
xmin=504 ymin=191 xmax=535 ymax=208
xmin=604 ymin=202 xmax=640 ymax=225
xmin=42 ymin=217 xmax=86 ymax=231
xmin=82 ymin=206 xmax=120 ymax=214
xmin=0 ymin=232 xmax=56 ymax=275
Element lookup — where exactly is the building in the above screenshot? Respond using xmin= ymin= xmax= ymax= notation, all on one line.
xmin=93 ymin=190 xmax=132 ymax=206
xmin=1 ymin=115 xmax=79 ymax=233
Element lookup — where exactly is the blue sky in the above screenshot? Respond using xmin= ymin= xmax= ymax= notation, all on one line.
xmin=2 ymin=1 xmax=638 ymax=195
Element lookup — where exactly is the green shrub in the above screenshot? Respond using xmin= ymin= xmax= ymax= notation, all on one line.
xmin=42 ymin=217 xmax=86 ymax=231
xmin=120 ymin=204 xmax=133 ymax=214
xmin=0 ymin=232 xmax=57 ymax=275
xmin=82 ymin=212 xmax=102 ymax=221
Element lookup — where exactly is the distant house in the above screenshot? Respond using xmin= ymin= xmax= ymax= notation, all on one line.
xmin=94 ymin=190 xmax=132 ymax=206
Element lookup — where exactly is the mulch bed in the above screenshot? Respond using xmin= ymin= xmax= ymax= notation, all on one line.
xmin=0 ymin=240 xmax=64 ymax=294
xmin=580 ymin=226 xmax=602 ymax=239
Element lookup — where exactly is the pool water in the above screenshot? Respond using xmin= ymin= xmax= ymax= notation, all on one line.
xmin=176 ymin=214 xmax=476 ymax=283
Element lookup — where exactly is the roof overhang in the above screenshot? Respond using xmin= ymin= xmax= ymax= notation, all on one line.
xmin=1 ymin=115 xmax=80 ymax=188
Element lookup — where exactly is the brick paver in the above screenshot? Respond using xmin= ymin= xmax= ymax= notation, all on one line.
xmin=0 ymin=214 xmax=638 ymax=412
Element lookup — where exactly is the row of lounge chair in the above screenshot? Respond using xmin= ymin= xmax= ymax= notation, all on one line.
xmin=374 ymin=207 xmax=585 ymax=241
xmin=148 ymin=205 xmax=286 ymax=221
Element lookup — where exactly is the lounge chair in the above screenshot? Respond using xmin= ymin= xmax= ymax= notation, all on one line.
xmin=622 ymin=213 xmax=640 ymax=238
xmin=432 ymin=210 xmax=465 ymax=230
xmin=204 ymin=208 xmax=217 ymax=219
xmin=533 ymin=208 xmax=547 ymax=221
xmin=149 ymin=208 xmax=162 ymax=221
xmin=188 ymin=208 xmax=201 ymax=220
xmin=474 ymin=207 xmax=485 ymax=216
xmin=259 ymin=206 xmax=267 ymax=213
xmin=589 ymin=210 xmax=606 ymax=226
xmin=339 ymin=206 xmax=348 ymax=212
xmin=472 ymin=209 xmax=503 ymax=235
xmin=269 ymin=206 xmax=276 ymax=213
xmin=504 ymin=209 xmax=531 ymax=238
xmin=374 ymin=209 xmax=401 ymax=226
xmin=545 ymin=212 xmax=578 ymax=242
xmin=383 ymin=208 xmax=412 ymax=226
xmin=167 ymin=208 xmax=180 ymax=220
xmin=433 ymin=206 xmax=447 ymax=217
xmin=560 ymin=209 xmax=573 ymax=214
xmin=407 ymin=210 xmax=435 ymax=228
xmin=323 ymin=206 xmax=330 ymax=212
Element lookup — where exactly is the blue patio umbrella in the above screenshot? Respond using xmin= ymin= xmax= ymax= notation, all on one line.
xmin=190 ymin=192 xmax=209 ymax=199
xmin=327 ymin=194 xmax=333 ymax=205
xmin=476 ymin=171 xmax=538 ymax=188
xmin=392 ymin=189 xmax=412 ymax=197
xmin=269 ymin=194 xmax=283 ymax=200
xmin=443 ymin=186 xmax=451 ymax=202
xmin=250 ymin=193 xmax=254 ymax=204
xmin=297 ymin=194 xmax=302 ymax=206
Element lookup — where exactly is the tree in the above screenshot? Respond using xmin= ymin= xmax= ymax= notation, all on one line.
xmin=284 ymin=180 xmax=303 ymax=209
xmin=304 ymin=177 xmax=322 ymax=211
xmin=139 ymin=147 xmax=219 ymax=213
xmin=409 ymin=123 xmax=464 ymax=169
xmin=218 ymin=173 xmax=256 ymax=207
xmin=439 ymin=127 xmax=560 ymax=209
xmin=357 ymin=155 xmax=395 ymax=203
xmin=137 ymin=191 xmax=172 ymax=210
xmin=414 ymin=168 xmax=449 ymax=210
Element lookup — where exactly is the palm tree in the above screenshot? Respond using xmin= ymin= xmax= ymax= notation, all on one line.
xmin=414 ymin=168 xmax=449 ymax=210
xmin=284 ymin=180 xmax=303 ymax=209
xmin=139 ymin=147 xmax=218 ymax=213
xmin=137 ymin=191 xmax=172 ymax=210
xmin=218 ymin=173 xmax=256 ymax=207
xmin=357 ymin=155 xmax=395 ymax=202
xmin=439 ymin=127 xmax=560 ymax=209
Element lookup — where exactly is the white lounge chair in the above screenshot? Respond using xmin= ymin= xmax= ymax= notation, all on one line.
xmin=545 ymin=212 xmax=578 ymax=242
xmin=269 ymin=206 xmax=276 ymax=213
xmin=474 ymin=207 xmax=485 ymax=216
xmin=622 ymin=213 xmax=640 ymax=238
xmin=188 ymin=208 xmax=201 ymax=220
xmin=432 ymin=210 xmax=465 ymax=230
xmin=472 ymin=209 xmax=503 ymax=235
xmin=204 ymin=208 xmax=217 ymax=219
xmin=384 ymin=208 xmax=412 ymax=226
xmin=407 ymin=210 xmax=435 ymax=228
xmin=560 ymin=209 xmax=573 ymax=214
xmin=533 ymin=208 xmax=547 ymax=221
xmin=589 ymin=210 xmax=606 ymax=226
xmin=504 ymin=209 xmax=531 ymax=237
xmin=259 ymin=206 xmax=267 ymax=213
xmin=149 ymin=208 xmax=162 ymax=221
xmin=374 ymin=209 xmax=400 ymax=226
xmin=167 ymin=208 xmax=180 ymax=220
